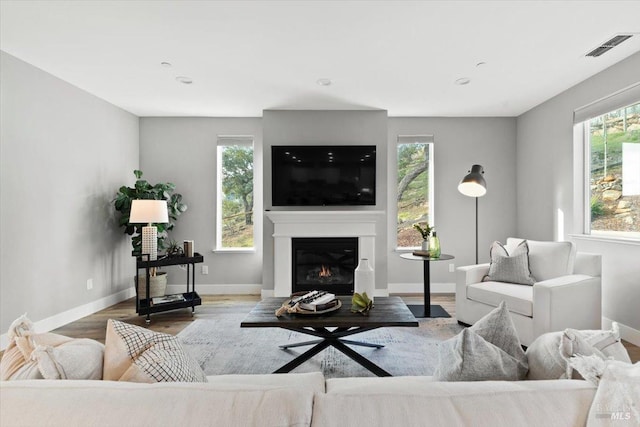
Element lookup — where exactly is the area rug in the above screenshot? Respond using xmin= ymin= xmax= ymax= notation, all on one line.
xmin=178 ymin=312 xmax=463 ymax=378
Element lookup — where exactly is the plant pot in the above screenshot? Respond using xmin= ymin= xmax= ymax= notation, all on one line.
xmin=421 ymin=240 xmax=430 ymax=251
xmin=137 ymin=271 xmax=167 ymax=300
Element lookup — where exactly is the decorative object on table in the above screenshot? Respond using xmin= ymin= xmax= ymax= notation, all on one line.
xmin=166 ymin=240 xmax=184 ymax=257
xmin=413 ymin=222 xmax=433 ymax=251
xmin=183 ymin=240 xmax=194 ymax=257
xmin=136 ymin=270 xmax=167 ymax=300
xmin=275 ymin=291 xmax=340 ymax=317
xmin=129 ymin=200 xmax=168 ymax=261
xmin=113 ymin=169 xmax=187 ymax=257
xmin=457 ymin=164 xmax=486 ymax=264
xmin=429 ymin=231 xmax=441 ymax=258
xmin=351 ymin=292 xmax=373 ymax=315
xmin=354 ymin=258 xmax=375 ymax=302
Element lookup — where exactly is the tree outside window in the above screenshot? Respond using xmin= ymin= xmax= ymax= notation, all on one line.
xmin=396 ymin=136 xmax=434 ymax=248
xmin=217 ymin=137 xmax=254 ymax=249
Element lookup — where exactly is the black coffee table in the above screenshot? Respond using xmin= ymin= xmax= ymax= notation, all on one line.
xmin=241 ymin=296 xmax=418 ymax=377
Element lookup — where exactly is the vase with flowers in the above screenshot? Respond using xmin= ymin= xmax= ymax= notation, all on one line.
xmin=413 ymin=222 xmax=434 ymax=251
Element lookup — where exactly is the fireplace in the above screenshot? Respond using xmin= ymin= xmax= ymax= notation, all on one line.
xmin=292 ymin=237 xmax=358 ymax=295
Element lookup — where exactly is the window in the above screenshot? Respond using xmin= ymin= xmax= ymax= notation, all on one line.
xmin=584 ymin=101 xmax=640 ymax=239
xmin=396 ymin=135 xmax=434 ymax=248
xmin=216 ymin=136 xmax=255 ymax=250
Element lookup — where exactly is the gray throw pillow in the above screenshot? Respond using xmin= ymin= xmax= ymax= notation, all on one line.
xmin=433 ymin=328 xmax=522 ymax=381
xmin=435 ymin=301 xmax=528 ymax=381
xmin=470 ymin=301 xmax=528 ymax=379
xmin=483 ymin=240 xmax=536 ymax=285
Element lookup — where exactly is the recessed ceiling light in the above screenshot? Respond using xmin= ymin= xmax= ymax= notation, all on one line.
xmin=317 ymin=78 xmax=332 ymax=86
xmin=160 ymin=62 xmax=172 ymax=68
xmin=455 ymin=77 xmax=471 ymax=86
xmin=176 ymin=76 xmax=193 ymax=85
xmin=476 ymin=62 xmax=486 ymax=67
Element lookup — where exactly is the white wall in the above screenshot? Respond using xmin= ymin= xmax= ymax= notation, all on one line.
xmin=0 ymin=51 xmax=139 ymax=336
xmin=387 ymin=118 xmax=518 ymax=290
xmin=517 ymin=51 xmax=640 ymax=342
xmin=262 ymin=110 xmax=388 ymax=293
xmin=139 ymin=118 xmax=264 ymax=293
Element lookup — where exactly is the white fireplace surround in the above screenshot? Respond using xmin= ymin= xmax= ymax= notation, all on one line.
xmin=266 ymin=211 xmax=384 ymax=297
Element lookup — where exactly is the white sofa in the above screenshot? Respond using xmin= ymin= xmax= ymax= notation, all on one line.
xmin=0 ymin=373 xmax=597 ymax=427
xmin=456 ymin=238 xmax=602 ymax=347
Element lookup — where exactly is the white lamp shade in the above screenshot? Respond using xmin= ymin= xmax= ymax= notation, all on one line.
xmin=458 ymin=164 xmax=487 ymax=197
xmin=129 ymin=200 xmax=169 ymax=224
xmin=458 ymin=182 xmax=487 ymax=197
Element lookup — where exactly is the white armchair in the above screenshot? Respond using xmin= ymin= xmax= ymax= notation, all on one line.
xmin=455 ymin=238 xmax=601 ymax=346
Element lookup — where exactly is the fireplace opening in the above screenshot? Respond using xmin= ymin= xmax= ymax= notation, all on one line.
xmin=291 ymin=237 xmax=358 ymax=295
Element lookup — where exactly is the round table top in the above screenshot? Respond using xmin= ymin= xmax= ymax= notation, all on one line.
xmin=399 ymin=253 xmax=455 ymax=262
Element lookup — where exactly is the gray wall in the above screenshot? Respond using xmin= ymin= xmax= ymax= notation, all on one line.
xmin=262 ymin=110 xmax=389 ymax=292
xmin=139 ymin=118 xmax=264 ymax=288
xmin=387 ymin=118 xmax=518 ymax=286
xmin=0 ymin=51 xmax=138 ymax=332
xmin=517 ymin=51 xmax=640 ymax=332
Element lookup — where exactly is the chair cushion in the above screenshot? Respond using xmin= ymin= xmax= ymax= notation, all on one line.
xmin=483 ymin=240 xmax=535 ymax=285
xmin=467 ymin=281 xmax=533 ymax=317
xmin=506 ymin=238 xmax=575 ymax=281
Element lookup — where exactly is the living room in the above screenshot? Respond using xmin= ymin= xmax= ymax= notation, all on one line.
xmin=1 ymin=1 xmax=639 ymax=425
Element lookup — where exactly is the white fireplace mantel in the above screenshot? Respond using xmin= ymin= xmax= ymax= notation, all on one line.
xmin=266 ymin=210 xmax=384 ymax=297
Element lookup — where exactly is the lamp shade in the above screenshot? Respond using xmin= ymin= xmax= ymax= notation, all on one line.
xmin=458 ymin=164 xmax=487 ymax=197
xmin=129 ymin=200 xmax=169 ymax=224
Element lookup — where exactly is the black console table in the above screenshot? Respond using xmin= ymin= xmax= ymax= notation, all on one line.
xmin=135 ymin=253 xmax=204 ymax=323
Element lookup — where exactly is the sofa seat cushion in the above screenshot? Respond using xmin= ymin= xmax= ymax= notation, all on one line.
xmin=314 ymin=380 xmax=595 ymax=427
xmin=0 ymin=380 xmax=315 ymax=427
xmin=467 ymin=281 xmax=533 ymax=317
xmin=506 ymin=238 xmax=575 ymax=282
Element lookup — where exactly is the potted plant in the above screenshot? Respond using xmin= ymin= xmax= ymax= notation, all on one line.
xmin=413 ymin=222 xmax=433 ymax=251
xmin=114 ymin=170 xmax=187 ymax=298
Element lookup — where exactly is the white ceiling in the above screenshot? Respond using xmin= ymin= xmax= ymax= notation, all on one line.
xmin=1 ymin=1 xmax=639 ymax=117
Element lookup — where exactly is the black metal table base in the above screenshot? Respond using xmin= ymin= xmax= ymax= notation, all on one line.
xmin=407 ymin=304 xmax=451 ymax=318
xmin=275 ymin=326 xmax=390 ymax=377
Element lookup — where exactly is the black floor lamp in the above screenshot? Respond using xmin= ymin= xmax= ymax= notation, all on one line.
xmin=458 ymin=165 xmax=487 ymax=264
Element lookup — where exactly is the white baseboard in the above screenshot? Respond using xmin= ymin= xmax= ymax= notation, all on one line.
xmin=388 ymin=282 xmax=455 ymax=294
xmin=261 ymin=289 xmax=274 ymax=299
xmin=0 ymin=287 xmax=136 ymax=351
xmin=603 ymin=316 xmax=640 ymax=347
xmin=166 ymin=284 xmax=261 ymax=295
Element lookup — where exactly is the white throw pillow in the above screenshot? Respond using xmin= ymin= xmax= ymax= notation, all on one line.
xmin=483 ymin=240 xmax=536 ymax=285
xmin=526 ymin=323 xmax=630 ymax=380
xmin=103 ymin=319 xmax=207 ymax=383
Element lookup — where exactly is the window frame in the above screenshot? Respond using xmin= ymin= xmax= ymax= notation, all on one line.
xmin=394 ymin=135 xmax=435 ymax=250
xmin=215 ymin=135 xmax=256 ymax=253
xmin=580 ymin=102 xmax=640 ymax=241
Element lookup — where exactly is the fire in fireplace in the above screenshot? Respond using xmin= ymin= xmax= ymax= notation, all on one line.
xmin=292 ymin=237 xmax=358 ymax=295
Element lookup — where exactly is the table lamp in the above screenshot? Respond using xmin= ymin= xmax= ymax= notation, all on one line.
xmin=129 ymin=200 xmax=169 ymax=261
xmin=458 ymin=165 xmax=487 ymax=264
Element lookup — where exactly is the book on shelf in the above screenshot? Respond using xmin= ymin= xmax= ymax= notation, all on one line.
xmin=152 ymin=294 xmax=186 ymax=305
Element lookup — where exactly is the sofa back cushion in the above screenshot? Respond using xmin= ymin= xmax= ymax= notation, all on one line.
xmin=0 ymin=380 xmax=315 ymax=427
xmin=506 ymin=238 xmax=575 ymax=281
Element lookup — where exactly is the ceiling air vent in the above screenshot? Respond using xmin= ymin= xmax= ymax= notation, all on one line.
xmin=586 ymin=34 xmax=633 ymax=57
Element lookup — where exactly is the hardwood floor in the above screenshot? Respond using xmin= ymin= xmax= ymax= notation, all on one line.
xmin=6 ymin=294 xmax=640 ymax=363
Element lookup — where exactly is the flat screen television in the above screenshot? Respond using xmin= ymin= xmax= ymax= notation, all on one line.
xmin=271 ymin=145 xmax=376 ymax=206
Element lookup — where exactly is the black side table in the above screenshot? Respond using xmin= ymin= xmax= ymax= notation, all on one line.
xmin=399 ymin=253 xmax=455 ymax=318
